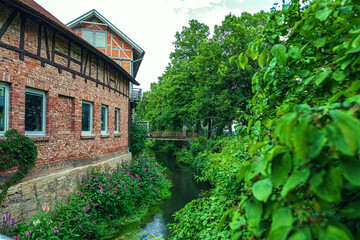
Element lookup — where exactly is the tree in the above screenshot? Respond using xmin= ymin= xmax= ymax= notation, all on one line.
xmin=137 ymin=13 xmax=268 ymax=136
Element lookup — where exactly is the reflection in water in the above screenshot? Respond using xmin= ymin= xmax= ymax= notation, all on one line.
xmin=140 ymin=154 xmax=210 ymax=239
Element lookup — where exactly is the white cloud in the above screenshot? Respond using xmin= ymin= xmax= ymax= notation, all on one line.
xmin=170 ymin=0 xmax=222 ymax=9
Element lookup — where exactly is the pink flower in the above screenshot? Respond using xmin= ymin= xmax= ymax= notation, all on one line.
xmin=42 ymin=205 xmax=51 ymax=212
xmin=33 ymin=219 xmax=40 ymax=226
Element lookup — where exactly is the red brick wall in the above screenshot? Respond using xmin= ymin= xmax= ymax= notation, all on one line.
xmin=0 ymin=5 xmax=130 ymax=169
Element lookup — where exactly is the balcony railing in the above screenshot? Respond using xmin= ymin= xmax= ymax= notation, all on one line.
xmin=130 ymin=87 xmax=142 ymax=102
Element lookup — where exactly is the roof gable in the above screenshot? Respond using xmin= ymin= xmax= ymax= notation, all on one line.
xmin=67 ymin=9 xmax=144 ymax=57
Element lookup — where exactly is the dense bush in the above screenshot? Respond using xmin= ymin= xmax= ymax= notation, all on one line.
xmin=2 ymin=155 xmax=171 ymax=239
xmin=129 ymin=119 xmax=148 ymax=156
xmin=0 ymin=129 xmax=37 ymax=203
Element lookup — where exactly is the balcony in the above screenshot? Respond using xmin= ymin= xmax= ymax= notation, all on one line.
xmin=130 ymin=87 xmax=142 ymax=102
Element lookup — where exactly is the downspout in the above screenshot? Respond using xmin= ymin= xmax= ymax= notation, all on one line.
xmin=128 ymin=97 xmax=131 ymax=152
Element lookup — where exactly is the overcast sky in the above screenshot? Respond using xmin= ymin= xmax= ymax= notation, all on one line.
xmin=34 ymin=0 xmax=281 ymax=92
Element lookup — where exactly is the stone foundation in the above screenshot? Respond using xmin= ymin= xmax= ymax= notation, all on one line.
xmin=0 ymin=150 xmax=132 ymax=220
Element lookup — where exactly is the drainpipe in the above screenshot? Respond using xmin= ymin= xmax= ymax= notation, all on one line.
xmin=128 ymin=98 xmax=131 ymax=152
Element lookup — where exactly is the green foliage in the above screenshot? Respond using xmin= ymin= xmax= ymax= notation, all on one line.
xmin=171 ymin=0 xmax=360 ymax=239
xmin=177 ymin=137 xmax=218 ymax=175
xmin=171 ymin=137 xmax=243 ymax=239
xmin=143 ymin=139 xmax=183 ymax=157
xmin=0 ymin=129 xmax=37 ymax=204
xmin=129 ymin=119 xmax=148 ymax=156
xmin=228 ymin=0 xmax=360 ymax=239
xmin=170 ymin=193 xmax=231 ymax=240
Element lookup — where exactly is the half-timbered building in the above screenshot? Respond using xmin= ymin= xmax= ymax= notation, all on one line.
xmin=0 ymin=0 xmax=144 ymax=218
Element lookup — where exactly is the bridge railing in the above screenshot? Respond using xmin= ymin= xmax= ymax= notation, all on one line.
xmin=149 ymin=131 xmax=197 ymax=138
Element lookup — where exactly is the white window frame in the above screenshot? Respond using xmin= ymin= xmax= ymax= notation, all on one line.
xmin=25 ymin=88 xmax=46 ymax=136
xmin=101 ymin=105 xmax=108 ymax=134
xmin=82 ymin=29 xmax=106 ymax=48
xmin=114 ymin=108 xmax=119 ymax=133
xmin=81 ymin=100 xmax=93 ymax=135
xmin=0 ymin=83 xmax=9 ymax=136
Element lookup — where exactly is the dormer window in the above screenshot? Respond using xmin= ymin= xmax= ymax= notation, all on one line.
xmin=82 ymin=30 xmax=106 ymax=48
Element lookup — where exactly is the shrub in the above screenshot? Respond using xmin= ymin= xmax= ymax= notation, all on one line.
xmin=0 ymin=129 xmax=37 ymax=203
xmin=124 ymin=154 xmax=171 ymax=203
xmin=13 ymin=191 xmax=97 ymax=239
xmin=129 ymin=119 xmax=148 ymax=156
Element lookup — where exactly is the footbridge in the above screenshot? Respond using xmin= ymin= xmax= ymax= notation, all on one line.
xmin=147 ymin=131 xmax=196 ymax=141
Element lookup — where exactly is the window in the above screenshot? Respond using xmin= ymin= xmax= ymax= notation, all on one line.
xmin=101 ymin=105 xmax=108 ymax=134
xmin=0 ymin=83 xmax=9 ymax=135
xmin=82 ymin=101 xmax=93 ymax=134
xmin=114 ymin=108 xmax=119 ymax=133
xmin=25 ymin=88 xmax=46 ymax=135
xmin=82 ymin=30 xmax=106 ymax=48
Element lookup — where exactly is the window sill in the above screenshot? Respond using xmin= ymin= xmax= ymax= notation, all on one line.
xmin=81 ymin=134 xmax=96 ymax=140
xmin=27 ymin=135 xmax=50 ymax=142
xmin=114 ymin=133 xmax=121 ymax=138
xmin=101 ymin=134 xmax=110 ymax=138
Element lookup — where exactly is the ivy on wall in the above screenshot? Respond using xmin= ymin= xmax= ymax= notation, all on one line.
xmin=0 ymin=129 xmax=37 ymax=204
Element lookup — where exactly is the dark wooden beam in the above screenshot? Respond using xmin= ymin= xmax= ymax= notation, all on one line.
xmin=67 ymin=40 xmax=71 ymax=68
xmin=96 ymin=57 xmax=99 ymax=87
xmin=54 ymin=50 xmax=80 ymax=65
xmin=83 ymin=51 xmax=89 ymax=75
xmin=51 ymin=31 xmax=55 ymax=61
xmin=80 ymin=47 xmax=83 ymax=74
xmin=89 ymin=53 xmax=92 ymax=79
xmin=0 ymin=10 xmax=18 ymax=39
xmin=44 ymin=26 xmax=50 ymax=60
xmin=102 ymin=61 xmax=105 ymax=89
xmin=19 ymin=13 xmax=25 ymax=61
xmin=37 ymin=23 xmax=42 ymax=56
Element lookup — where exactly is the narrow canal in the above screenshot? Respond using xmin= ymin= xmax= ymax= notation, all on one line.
xmin=140 ymin=153 xmax=211 ymax=239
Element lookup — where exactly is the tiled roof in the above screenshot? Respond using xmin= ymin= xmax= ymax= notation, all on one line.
xmin=18 ymin=0 xmax=70 ymax=30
